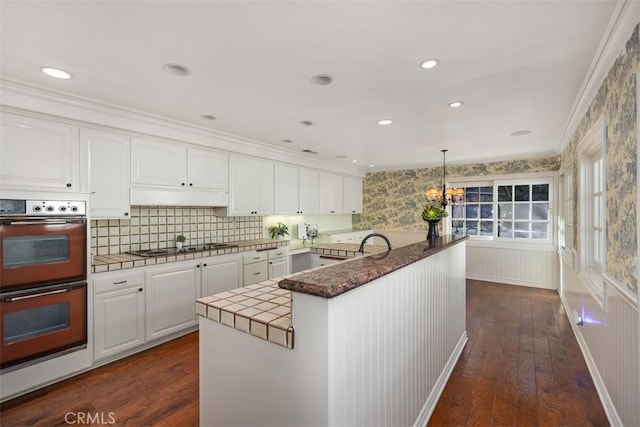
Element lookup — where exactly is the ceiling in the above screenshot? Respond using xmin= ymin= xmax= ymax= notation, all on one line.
xmin=0 ymin=1 xmax=620 ymax=171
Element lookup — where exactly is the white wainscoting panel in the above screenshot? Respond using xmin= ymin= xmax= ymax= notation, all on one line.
xmin=327 ymin=243 xmax=467 ymax=426
xmin=560 ymin=255 xmax=639 ymax=426
xmin=467 ymin=244 xmax=559 ymax=289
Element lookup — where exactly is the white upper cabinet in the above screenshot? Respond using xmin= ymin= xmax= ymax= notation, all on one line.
xmin=187 ymin=147 xmax=228 ymax=190
xmin=318 ymin=172 xmax=344 ymax=214
xmin=225 ymin=156 xmax=274 ymax=216
xmin=131 ymin=137 xmax=187 ymax=187
xmin=274 ymin=164 xmax=299 ymax=214
xmin=298 ymin=168 xmax=319 ymax=215
xmin=130 ymin=137 xmax=229 ymax=206
xmin=131 ymin=137 xmax=228 ymax=190
xmin=0 ymin=112 xmax=80 ymax=191
xmin=274 ymin=164 xmax=319 ymax=215
xmin=82 ymin=128 xmax=131 ymax=219
xmin=343 ymin=176 xmax=363 ymax=214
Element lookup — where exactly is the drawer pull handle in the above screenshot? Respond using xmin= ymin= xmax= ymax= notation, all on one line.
xmin=253 ymin=272 xmax=261 ymax=275
xmin=253 ymin=257 xmax=260 ymax=260
xmin=113 ymin=280 xmax=127 ymax=285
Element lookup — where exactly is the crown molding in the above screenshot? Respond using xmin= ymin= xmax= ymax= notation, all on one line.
xmin=555 ymin=0 xmax=640 ymax=153
xmin=0 ymin=77 xmax=366 ymax=177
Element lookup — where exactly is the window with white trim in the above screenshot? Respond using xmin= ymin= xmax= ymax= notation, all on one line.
xmin=449 ymin=176 xmax=553 ymax=244
xmin=578 ymin=116 xmax=606 ymax=307
xmin=559 ymin=169 xmax=574 ymax=251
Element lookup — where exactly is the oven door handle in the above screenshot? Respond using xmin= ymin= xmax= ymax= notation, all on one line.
xmin=6 ymin=220 xmax=72 ymax=225
xmin=4 ymin=288 xmax=69 ymax=302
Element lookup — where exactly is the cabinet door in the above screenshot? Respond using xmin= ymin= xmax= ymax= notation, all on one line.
xmin=319 ymin=173 xmax=344 ymax=214
xmin=131 ymin=137 xmax=187 ymax=187
xmin=343 ymin=176 xmax=363 ymax=214
xmin=268 ymin=258 xmax=289 ymax=279
xmin=145 ymin=263 xmax=199 ymax=341
xmin=298 ymin=168 xmax=319 ymax=215
xmin=0 ymin=112 xmax=79 ymax=190
xmin=83 ymin=129 xmax=130 ymax=219
xmin=228 ymin=156 xmax=256 ymax=215
xmin=94 ymin=286 xmax=145 ymax=360
xmin=201 ymin=255 xmax=242 ymax=297
xmin=187 ymin=148 xmax=228 ymax=190
xmin=243 ymin=261 xmax=268 ymax=286
xmin=274 ymin=164 xmax=300 ymax=214
xmin=254 ymin=160 xmax=274 ymax=215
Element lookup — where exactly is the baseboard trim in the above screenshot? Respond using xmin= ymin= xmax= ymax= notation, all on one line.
xmin=413 ymin=331 xmax=468 ymax=427
xmin=559 ymin=297 xmax=622 ymax=426
xmin=466 ymin=273 xmax=558 ymax=290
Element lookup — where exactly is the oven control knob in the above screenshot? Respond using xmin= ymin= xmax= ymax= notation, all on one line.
xmin=46 ymin=206 xmax=55 ymax=212
xmin=33 ymin=205 xmax=42 ymax=212
xmin=70 ymin=206 xmax=78 ymax=212
xmin=59 ymin=206 xmax=67 ymax=212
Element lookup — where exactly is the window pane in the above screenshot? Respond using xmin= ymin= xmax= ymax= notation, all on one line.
xmin=466 ymin=204 xmax=479 ymax=219
xmin=479 ymin=186 xmax=493 ymax=202
xmin=514 ymin=221 xmax=529 ymax=232
xmin=465 ymin=187 xmax=479 ymax=202
xmin=452 ymin=220 xmax=464 ymax=236
xmin=515 ymin=185 xmax=530 ymax=201
xmin=498 ymin=221 xmax=513 ymax=237
xmin=480 ymin=204 xmax=493 ymax=219
xmin=498 ymin=186 xmax=512 ymax=202
xmin=498 ymin=203 xmax=512 ymax=220
xmin=466 ymin=221 xmax=478 ymax=236
xmin=532 ymin=222 xmax=548 ymax=239
xmin=514 ymin=204 xmax=530 ymax=220
xmin=532 ymin=203 xmax=548 ymax=220
xmin=532 ymin=184 xmax=549 ymax=201
xmin=480 ymin=221 xmax=493 ymax=236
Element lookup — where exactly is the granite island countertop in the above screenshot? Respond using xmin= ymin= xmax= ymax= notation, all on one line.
xmin=279 ymin=234 xmax=469 ymax=298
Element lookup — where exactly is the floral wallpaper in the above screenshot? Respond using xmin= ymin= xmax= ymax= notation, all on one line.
xmin=561 ymin=24 xmax=639 ymax=296
xmin=353 ymin=156 xmax=560 ymax=231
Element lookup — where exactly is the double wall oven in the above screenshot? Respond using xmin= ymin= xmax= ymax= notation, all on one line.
xmin=0 ymin=199 xmax=87 ymax=371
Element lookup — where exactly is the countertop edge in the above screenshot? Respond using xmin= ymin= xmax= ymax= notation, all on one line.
xmin=278 ymin=235 xmax=469 ymax=298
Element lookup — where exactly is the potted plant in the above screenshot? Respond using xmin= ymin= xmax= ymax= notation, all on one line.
xmin=267 ymin=222 xmax=289 ymax=240
xmin=175 ymin=234 xmax=186 ymax=250
xmin=422 ymin=204 xmax=448 ymax=240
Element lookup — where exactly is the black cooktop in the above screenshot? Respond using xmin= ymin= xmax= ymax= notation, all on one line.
xmin=126 ymin=243 xmax=239 ymax=258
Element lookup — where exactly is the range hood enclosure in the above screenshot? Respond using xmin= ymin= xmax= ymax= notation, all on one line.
xmin=130 ymin=187 xmax=228 ymax=207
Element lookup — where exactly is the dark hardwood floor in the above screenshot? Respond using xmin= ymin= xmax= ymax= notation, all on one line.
xmin=1 ymin=280 xmax=608 ymax=426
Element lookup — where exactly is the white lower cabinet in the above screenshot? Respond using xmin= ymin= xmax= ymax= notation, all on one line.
xmin=201 ymin=253 xmax=243 ymax=297
xmin=93 ymin=270 xmax=145 ymax=361
xmin=145 ymin=262 xmax=200 ymax=341
xmin=268 ymin=247 xmax=290 ymax=279
xmin=243 ymin=251 xmax=269 ymax=286
xmin=310 ymin=253 xmax=348 ymax=268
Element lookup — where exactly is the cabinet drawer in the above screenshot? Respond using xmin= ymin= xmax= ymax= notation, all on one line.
xmin=243 ymin=251 xmax=268 ymax=264
xmin=243 ymin=261 xmax=268 ymax=286
xmin=267 ymin=247 xmax=289 ymax=260
xmin=94 ymin=270 xmax=145 ymax=294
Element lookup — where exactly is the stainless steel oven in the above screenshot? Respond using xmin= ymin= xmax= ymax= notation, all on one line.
xmin=0 ymin=199 xmax=88 ymax=371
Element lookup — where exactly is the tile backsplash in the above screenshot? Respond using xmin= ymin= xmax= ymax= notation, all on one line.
xmin=91 ymin=206 xmax=264 ymax=256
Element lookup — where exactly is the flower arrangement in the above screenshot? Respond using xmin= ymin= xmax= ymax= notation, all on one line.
xmin=267 ymin=222 xmax=289 ymax=239
xmin=421 ymin=204 xmax=448 ymax=221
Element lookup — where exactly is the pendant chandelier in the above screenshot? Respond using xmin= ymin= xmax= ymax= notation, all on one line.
xmin=425 ymin=149 xmax=464 ymax=207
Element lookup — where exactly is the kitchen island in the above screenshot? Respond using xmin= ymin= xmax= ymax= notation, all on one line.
xmin=198 ymin=235 xmax=468 ymax=427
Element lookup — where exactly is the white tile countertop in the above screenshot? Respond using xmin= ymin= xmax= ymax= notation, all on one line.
xmin=196 ymin=280 xmax=295 ymax=349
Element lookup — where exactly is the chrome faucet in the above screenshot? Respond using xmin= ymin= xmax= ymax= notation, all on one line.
xmin=358 ymin=233 xmax=392 ymax=253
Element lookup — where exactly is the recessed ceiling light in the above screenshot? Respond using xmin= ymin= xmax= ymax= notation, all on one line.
xmin=378 ymin=119 xmax=393 ymax=125
xmin=352 ymin=160 xmax=358 ymax=163
xmin=311 ymin=74 xmax=334 ymax=85
xmin=299 ymin=120 xmax=313 ymax=126
xmin=282 ymin=139 xmax=293 ymax=143
xmin=163 ymin=63 xmax=190 ymax=76
xmin=200 ymin=115 xmax=217 ymax=121
xmin=40 ymin=67 xmax=72 ymax=79
xmin=369 ymin=164 xmax=374 ymax=168
xmin=510 ymin=130 xmax=532 ymax=136
xmin=419 ymin=59 xmax=439 ymax=69
xmin=335 ymin=155 xmax=347 ymax=159
xmin=448 ymin=101 xmax=464 ymax=108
